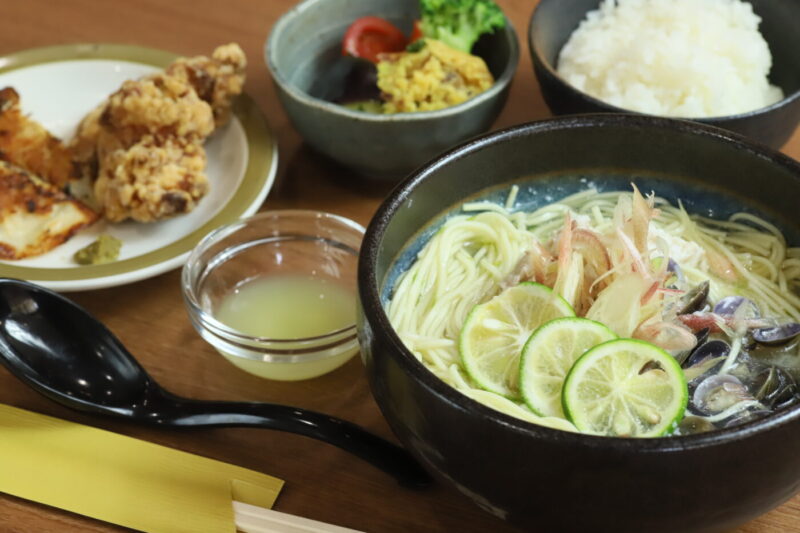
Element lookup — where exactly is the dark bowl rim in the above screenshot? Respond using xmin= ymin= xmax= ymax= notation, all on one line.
xmin=358 ymin=113 xmax=800 ymax=453
xmin=526 ymin=0 xmax=800 ymax=123
xmin=264 ymin=0 xmax=520 ymax=122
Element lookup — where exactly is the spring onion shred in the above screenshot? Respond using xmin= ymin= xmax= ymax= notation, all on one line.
xmin=387 ymin=188 xmax=800 ymax=427
xmin=700 ymin=400 xmax=765 ymax=423
xmin=719 ymin=335 xmax=743 ymax=374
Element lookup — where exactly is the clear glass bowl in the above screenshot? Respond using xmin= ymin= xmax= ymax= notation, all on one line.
xmin=181 ymin=210 xmax=364 ymax=381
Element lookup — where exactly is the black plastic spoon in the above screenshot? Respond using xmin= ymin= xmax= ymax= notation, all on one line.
xmin=0 ymin=278 xmax=430 ymax=488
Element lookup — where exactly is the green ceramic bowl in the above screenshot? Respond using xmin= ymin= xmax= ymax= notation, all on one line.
xmin=265 ymin=0 xmax=519 ymax=180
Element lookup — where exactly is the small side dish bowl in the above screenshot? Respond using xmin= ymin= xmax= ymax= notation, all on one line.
xmin=266 ymin=0 xmax=519 ymax=180
xmin=358 ymin=115 xmax=800 ymax=532
xmin=182 ymin=210 xmax=364 ymax=381
xmin=528 ymin=0 xmax=800 ymax=148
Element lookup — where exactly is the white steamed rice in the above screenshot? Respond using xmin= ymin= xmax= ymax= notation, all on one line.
xmin=556 ymin=0 xmax=784 ymax=118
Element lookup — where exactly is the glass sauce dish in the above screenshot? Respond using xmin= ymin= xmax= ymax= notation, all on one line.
xmin=182 ymin=210 xmax=363 ymax=380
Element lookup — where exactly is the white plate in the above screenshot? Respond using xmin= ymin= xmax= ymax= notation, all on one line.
xmin=0 ymin=44 xmax=278 ymax=291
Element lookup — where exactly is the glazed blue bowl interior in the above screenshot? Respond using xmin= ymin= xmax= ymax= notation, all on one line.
xmin=382 ymin=172 xmax=800 ymax=303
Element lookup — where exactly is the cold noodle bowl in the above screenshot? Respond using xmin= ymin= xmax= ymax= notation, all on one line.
xmin=387 ymin=186 xmax=800 ymax=437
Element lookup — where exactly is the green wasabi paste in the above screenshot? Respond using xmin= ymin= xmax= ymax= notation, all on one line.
xmin=73 ymin=234 xmax=122 ymax=265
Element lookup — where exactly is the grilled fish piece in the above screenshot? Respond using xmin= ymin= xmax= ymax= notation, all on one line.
xmin=0 ymin=161 xmax=97 ymax=260
xmin=0 ymin=87 xmax=77 ymax=188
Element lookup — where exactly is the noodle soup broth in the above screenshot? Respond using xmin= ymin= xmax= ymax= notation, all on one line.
xmin=383 ymin=173 xmax=800 ymax=438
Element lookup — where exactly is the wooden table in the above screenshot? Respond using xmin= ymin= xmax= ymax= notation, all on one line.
xmin=1 ymin=1 xmax=799 ymax=531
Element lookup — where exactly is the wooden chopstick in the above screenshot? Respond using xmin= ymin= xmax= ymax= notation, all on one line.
xmin=234 ymin=501 xmax=366 ymax=533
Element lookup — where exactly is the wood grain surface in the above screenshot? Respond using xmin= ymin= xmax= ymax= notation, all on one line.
xmin=1 ymin=1 xmax=799 ymax=532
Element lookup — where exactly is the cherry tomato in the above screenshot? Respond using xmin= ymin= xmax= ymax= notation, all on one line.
xmin=409 ymin=20 xmax=424 ymax=42
xmin=342 ymin=16 xmax=408 ymax=63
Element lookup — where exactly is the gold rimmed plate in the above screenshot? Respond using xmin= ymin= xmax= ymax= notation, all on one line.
xmin=0 ymin=43 xmax=278 ymax=291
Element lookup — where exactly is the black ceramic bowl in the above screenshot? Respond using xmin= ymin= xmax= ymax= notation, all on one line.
xmin=528 ymin=0 xmax=800 ymax=149
xmin=358 ymin=115 xmax=800 ymax=533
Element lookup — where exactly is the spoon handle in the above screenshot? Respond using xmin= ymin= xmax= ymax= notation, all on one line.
xmin=164 ymin=399 xmax=430 ymax=488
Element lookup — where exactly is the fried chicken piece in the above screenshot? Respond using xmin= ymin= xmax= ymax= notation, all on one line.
xmin=72 ymin=72 xmax=214 ymax=169
xmin=70 ymin=44 xmax=246 ymax=223
xmin=100 ymin=74 xmax=215 ymax=145
xmin=69 ymin=80 xmax=213 ymax=217
xmin=0 ymin=87 xmax=77 ymax=188
xmin=82 ymin=74 xmax=212 ymax=223
xmin=96 ymin=136 xmax=208 ymax=223
xmin=166 ymin=43 xmax=247 ymax=126
xmin=72 ymin=43 xmax=245 ymax=164
xmin=0 ymin=160 xmax=97 ymax=259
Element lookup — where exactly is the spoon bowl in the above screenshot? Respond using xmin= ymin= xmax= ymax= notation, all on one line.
xmin=0 ymin=281 xmax=152 ymax=412
xmin=0 ymin=278 xmax=430 ymax=488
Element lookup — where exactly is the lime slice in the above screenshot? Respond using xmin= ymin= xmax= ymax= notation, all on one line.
xmin=520 ymin=317 xmax=617 ymax=417
xmin=459 ymin=282 xmax=575 ymax=398
xmin=562 ymin=339 xmax=687 ymax=437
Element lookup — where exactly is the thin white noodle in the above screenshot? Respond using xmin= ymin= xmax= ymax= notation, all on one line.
xmin=505 ymin=185 xmax=519 ymax=210
xmin=387 ymin=189 xmax=800 ymax=428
